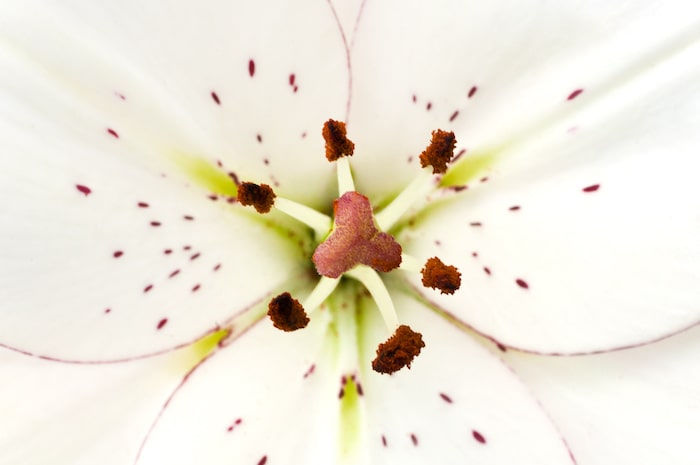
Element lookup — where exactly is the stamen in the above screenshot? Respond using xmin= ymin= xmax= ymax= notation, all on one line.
xmin=375 ymin=169 xmax=433 ymax=231
xmin=421 ymin=257 xmax=461 ymax=295
xmin=336 ymin=157 xmax=355 ymax=195
xmin=322 ymin=119 xmax=355 ymax=161
xmin=313 ymin=192 xmax=402 ymax=278
xmin=375 ymin=129 xmax=457 ymax=231
xmin=268 ymin=292 xmax=309 ymax=331
xmin=419 ymin=129 xmax=456 ymax=174
xmin=274 ymin=198 xmax=332 ymax=238
xmin=372 ymin=324 xmax=425 ymax=375
xmin=398 ymin=253 xmax=423 ymax=273
xmin=237 ymin=182 xmax=331 ymax=237
xmin=346 ymin=266 xmax=398 ymax=330
xmin=302 ymin=276 xmax=340 ymax=314
xmin=237 ymin=182 xmax=276 ymax=213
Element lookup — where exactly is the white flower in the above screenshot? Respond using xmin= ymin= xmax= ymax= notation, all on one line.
xmin=0 ymin=0 xmax=699 ymax=464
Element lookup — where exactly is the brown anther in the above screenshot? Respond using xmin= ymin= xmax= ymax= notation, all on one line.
xmin=421 ymin=257 xmax=461 ymax=294
xmin=237 ymin=182 xmax=276 ymax=213
xmin=419 ymin=129 xmax=457 ymax=174
xmin=372 ymin=325 xmax=425 ymax=374
xmin=267 ymin=292 xmax=309 ymax=331
xmin=322 ymin=119 xmax=355 ymax=161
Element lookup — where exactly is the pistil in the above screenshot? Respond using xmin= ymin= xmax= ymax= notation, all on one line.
xmin=233 ymin=119 xmax=463 ymax=375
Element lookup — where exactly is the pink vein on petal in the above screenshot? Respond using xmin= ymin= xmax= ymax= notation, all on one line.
xmin=325 ymin=0 xmax=353 ymax=122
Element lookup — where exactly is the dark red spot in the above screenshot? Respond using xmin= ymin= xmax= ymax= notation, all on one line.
xmin=509 ymin=205 xmax=521 ymax=211
xmin=341 ymin=375 xmax=347 ymax=385
xmin=567 ymin=89 xmax=584 ymax=100
xmin=137 ymin=202 xmax=149 ymax=208
xmin=515 ymin=278 xmax=529 ymax=289
xmin=483 ymin=267 xmax=491 ymax=275
xmin=472 ymin=430 xmax=486 ymax=444
xmin=470 ymin=222 xmax=482 ymax=227
xmin=496 ymin=342 xmax=507 ymax=352
xmin=169 ymin=269 xmax=180 ymax=278
xmin=213 ymin=263 xmax=222 ymax=272
xmin=257 ymin=456 xmax=267 ymax=465
xmin=211 ymin=91 xmax=221 ymax=105
xmin=104 ymin=308 xmax=111 ymax=314
xmin=248 ymin=59 xmax=256 ymax=77
xmin=356 ymin=383 xmax=364 ymax=396
xmin=192 ymin=284 xmax=201 ymax=292
xmin=183 ymin=245 xmax=191 ymax=251
xmin=449 ymin=110 xmax=459 ymax=122
xmin=113 ymin=251 xmax=123 ymax=258
xmin=411 ymin=94 xmax=417 ymax=103
xmin=164 ymin=249 xmax=173 ymax=255
xmin=301 ymin=132 xmax=307 ymax=139
xmin=289 ymin=73 xmax=296 ymax=85
xmin=410 ymin=434 xmax=418 ymax=446
xmin=190 ymin=253 xmax=200 ymax=261
xmin=256 ymin=134 xmax=263 ymax=143
xmin=75 ymin=184 xmax=92 ymax=196
xmin=382 ymin=435 xmax=388 ymax=447
xmin=150 ymin=221 xmax=161 ymax=227
xmin=472 ymin=252 xmax=478 ymax=258
xmin=439 ymin=393 xmax=453 ymax=403
xmin=468 ymin=86 xmax=478 ymax=98
xmin=426 ymin=102 xmax=432 ymax=111
xmin=303 ymin=364 xmax=316 ymax=378
xmin=115 ymin=92 xmax=126 ymax=100
xmin=207 ymin=194 xmax=218 ymax=201
xmin=107 ymin=128 xmax=119 ymax=138
xmin=338 ymin=388 xmax=345 ymax=399
xmin=144 ymin=284 xmax=153 ymax=293
xmin=156 ymin=318 xmax=168 ymax=330
xmin=292 ymin=85 xmax=298 ymax=93
xmin=480 ymin=176 xmax=489 ymax=183
xmin=583 ymin=184 xmax=600 ymax=193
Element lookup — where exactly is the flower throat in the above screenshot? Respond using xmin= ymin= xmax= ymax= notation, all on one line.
xmin=236 ymin=120 xmax=462 ymax=375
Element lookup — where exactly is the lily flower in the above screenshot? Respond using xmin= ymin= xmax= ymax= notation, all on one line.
xmin=1 ymin=0 xmax=699 ymax=464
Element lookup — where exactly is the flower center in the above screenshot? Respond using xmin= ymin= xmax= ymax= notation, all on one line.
xmin=236 ymin=120 xmax=462 ymax=375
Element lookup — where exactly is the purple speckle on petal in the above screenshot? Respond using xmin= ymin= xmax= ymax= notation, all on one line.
xmin=567 ymin=89 xmax=584 ymax=100
xmin=211 ymin=91 xmax=221 ymax=105
xmin=468 ymin=86 xmax=478 ymax=98
xmin=410 ymin=433 xmax=419 ymax=446
xmin=113 ymin=250 xmax=123 ymax=258
xmin=472 ymin=430 xmax=486 ymax=444
xmin=107 ymin=128 xmax=119 ymax=138
xmin=257 ymin=456 xmax=267 ymax=465
xmin=582 ymin=184 xmax=600 ymax=193
xmin=248 ymin=59 xmax=256 ymax=77
xmin=75 ymin=184 xmax=92 ymax=196
xmin=439 ymin=393 xmax=453 ymax=403
xmin=156 ymin=318 xmax=168 ymax=330
xmin=515 ymin=278 xmax=529 ymax=289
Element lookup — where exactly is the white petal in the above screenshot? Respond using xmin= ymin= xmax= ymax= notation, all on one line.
xmin=504 ymin=325 xmax=700 ymax=465
xmin=399 ymin=12 xmax=700 ymax=353
xmin=0 ymin=0 xmax=352 ymax=359
xmin=356 ymin=292 xmax=574 ymax=464
xmin=0 ymin=340 xmax=209 ymax=465
xmin=347 ymin=0 xmax=700 ymax=202
xmin=0 ymin=0 xmax=350 ymax=207
xmin=136 ymin=310 xmax=341 ymax=465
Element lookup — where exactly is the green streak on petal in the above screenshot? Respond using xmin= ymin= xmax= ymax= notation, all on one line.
xmin=168 ymin=329 xmax=229 ymax=374
xmin=191 ymin=329 xmax=229 ymax=359
xmin=332 ymin=282 xmax=365 ymax=461
xmin=172 ymin=152 xmax=238 ymax=197
xmin=439 ymin=146 xmax=499 ymax=187
xmin=339 ymin=376 xmax=362 ymax=457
